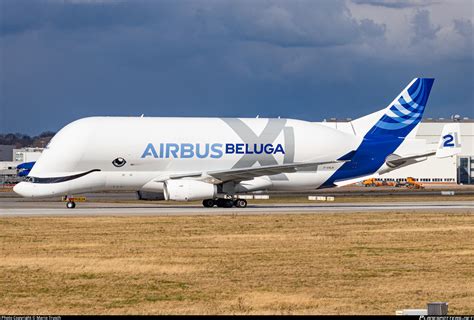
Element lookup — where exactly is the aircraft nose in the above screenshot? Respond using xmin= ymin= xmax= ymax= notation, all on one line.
xmin=13 ymin=182 xmax=34 ymax=197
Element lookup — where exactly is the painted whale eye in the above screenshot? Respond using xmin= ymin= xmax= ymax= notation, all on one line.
xmin=112 ymin=157 xmax=126 ymax=167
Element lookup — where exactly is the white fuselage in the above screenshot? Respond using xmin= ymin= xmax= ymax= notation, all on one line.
xmin=14 ymin=116 xmax=361 ymax=197
xmin=14 ymin=78 xmax=443 ymax=201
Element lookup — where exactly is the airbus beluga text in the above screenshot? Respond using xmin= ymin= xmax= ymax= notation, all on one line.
xmin=14 ymin=78 xmax=461 ymax=208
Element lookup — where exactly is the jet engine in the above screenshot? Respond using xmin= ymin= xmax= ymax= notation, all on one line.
xmin=137 ymin=191 xmax=166 ymax=201
xmin=164 ymin=179 xmax=217 ymax=201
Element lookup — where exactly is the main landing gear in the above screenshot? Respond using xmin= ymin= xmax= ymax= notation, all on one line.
xmin=202 ymin=198 xmax=247 ymax=208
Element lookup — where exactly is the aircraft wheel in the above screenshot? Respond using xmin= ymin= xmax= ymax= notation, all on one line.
xmin=224 ymin=199 xmax=234 ymax=208
xmin=216 ymin=198 xmax=225 ymax=207
xmin=202 ymin=199 xmax=215 ymax=208
xmin=216 ymin=198 xmax=233 ymax=208
xmin=66 ymin=201 xmax=76 ymax=209
xmin=234 ymin=199 xmax=247 ymax=208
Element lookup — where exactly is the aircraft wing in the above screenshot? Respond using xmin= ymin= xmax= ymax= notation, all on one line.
xmin=155 ymin=160 xmax=346 ymax=184
xmin=205 ymin=160 xmax=345 ymax=183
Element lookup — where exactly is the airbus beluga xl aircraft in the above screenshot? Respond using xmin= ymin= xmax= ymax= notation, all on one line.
xmin=14 ymin=78 xmax=461 ymax=208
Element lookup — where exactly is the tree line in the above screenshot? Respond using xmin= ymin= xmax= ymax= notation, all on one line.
xmin=0 ymin=132 xmax=56 ymax=148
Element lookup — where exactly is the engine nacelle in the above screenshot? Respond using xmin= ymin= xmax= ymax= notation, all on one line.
xmin=137 ymin=191 xmax=166 ymax=201
xmin=164 ymin=179 xmax=217 ymax=201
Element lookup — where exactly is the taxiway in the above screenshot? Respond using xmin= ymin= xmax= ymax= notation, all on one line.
xmin=1 ymin=200 xmax=472 ymax=216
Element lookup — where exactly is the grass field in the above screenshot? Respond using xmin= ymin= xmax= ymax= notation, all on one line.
xmin=0 ymin=211 xmax=473 ymax=315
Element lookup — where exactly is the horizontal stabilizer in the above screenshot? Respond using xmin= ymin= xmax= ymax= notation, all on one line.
xmin=385 ymin=151 xmax=435 ymax=168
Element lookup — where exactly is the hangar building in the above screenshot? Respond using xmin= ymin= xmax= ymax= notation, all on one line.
xmin=13 ymin=147 xmax=44 ymax=163
xmin=0 ymin=145 xmax=14 ymax=161
xmin=323 ymin=118 xmax=473 ymax=185
xmin=0 ymin=148 xmax=44 ymax=186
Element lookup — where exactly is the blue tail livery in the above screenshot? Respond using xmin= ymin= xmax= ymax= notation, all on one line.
xmin=323 ymin=78 xmax=435 ymax=187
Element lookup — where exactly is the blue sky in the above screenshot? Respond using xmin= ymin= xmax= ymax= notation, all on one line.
xmin=0 ymin=0 xmax=472 ymax=135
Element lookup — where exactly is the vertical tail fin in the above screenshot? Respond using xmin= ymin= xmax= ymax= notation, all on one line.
xmin=436 ymin=123 xmax=462 ymax=158
xmin=351 ymin=78 xmax=435 ymax=139
xmin=322 ymin=78 xmax=435 ymax=188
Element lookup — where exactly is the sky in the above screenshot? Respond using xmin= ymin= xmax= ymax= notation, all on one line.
xmin=0 ymin=0 xmax=472 ymax=135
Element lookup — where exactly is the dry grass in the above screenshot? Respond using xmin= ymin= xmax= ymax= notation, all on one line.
xmin=0 ymin=211 xmax=473 ymax=315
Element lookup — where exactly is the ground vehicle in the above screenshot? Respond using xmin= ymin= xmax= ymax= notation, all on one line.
xmin=405 ymin=177 xmax=424 ymax=189
xmin=362 ymin=178 xmax=396 ymax=187
xmin=362 ymin=177 xmax=424 ymax=189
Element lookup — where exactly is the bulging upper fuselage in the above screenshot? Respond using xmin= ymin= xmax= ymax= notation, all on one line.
xmin=14 ymin=116 xmax=360 ymax=197
xmin=13 ymin=78 xmax=439 ymax=200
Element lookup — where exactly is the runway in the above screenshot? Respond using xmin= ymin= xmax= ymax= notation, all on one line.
xmin=1 ymin=200 xmax=472 ymax=216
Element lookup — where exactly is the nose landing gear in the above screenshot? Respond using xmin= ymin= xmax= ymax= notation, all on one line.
xmin=62 ymin=195 xmax=85 ymax=209
xmin=66 ymin=201 xmax=76 ymax=209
